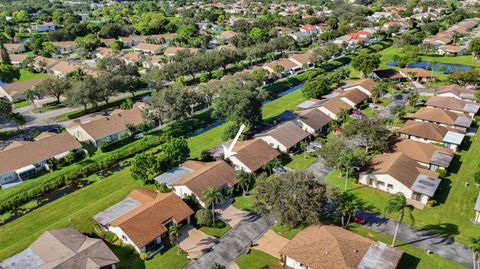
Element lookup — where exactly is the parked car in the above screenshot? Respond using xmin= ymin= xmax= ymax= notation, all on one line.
xmin=352 ymin=211 xmax=365 ymax=225
xmin=416 ymin=99 xmax=426 ymax=106
xmin=306 ymin=141 xmax=322 ymax=152
xmin=272 ymin=167 xmax=287 ymax=174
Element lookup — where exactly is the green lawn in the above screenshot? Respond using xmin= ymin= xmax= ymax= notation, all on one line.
xmin=326 ymin=133 xmax=480 ymax=245
xmin=271 ymin=223 xmax=303 ymax=240
xmin=262 ymin=89 xmax=305 ymax=121
xmin=232 ymin=188 xmax=258 ymax=212
xmin=13 ymin=100 xmax=31 ymax=108
xmin=199 ymin=220 xmax=232 ymax=238
xmin=144 ymin=247 xmax=189 ymax=269
xmin=285 ymin=153 xmax=318 ymax=170
xmin=235 ymin=249 xmax=280 ymax=269
xmin=19 ymin=69 xmax=48 ymax=81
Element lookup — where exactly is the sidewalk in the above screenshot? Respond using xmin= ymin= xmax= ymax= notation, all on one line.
xmin=364 ymin=211 xmax=472 ymax=267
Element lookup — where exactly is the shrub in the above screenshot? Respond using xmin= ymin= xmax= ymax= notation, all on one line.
xmin=435 ymin=168 xmax=447 ymax=178
xmin=426 ymin=199 xmax=437 ymax=208
xmin=139 ymin=252 xmax=149 ymax=261
xmin=121 ymin=243 xmax=135 ymax=254
xmin=183 ymin=194 xmax=201 ymax=211
xmin=105 ymin=231 xmax=119 ymax=243
xmin=112 ymin=238 xmax=123 ymax=247
xmin=196 ymin=208 xmax=213 ymax=227
xmin=93 ymin=224 xmax=106 ymax=238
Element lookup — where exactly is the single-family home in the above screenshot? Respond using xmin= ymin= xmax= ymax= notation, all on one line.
xmin=256 ymin=121 xmax=310 ymax=152
xmin=297 ymin=98 xmax=326 ymax=110
xmin=318 ymin=96 xmax=352 ymax=120
xmin=29 ymin=22 xmax=57 ymax=32
xmin=4 ymin=43 xmax=25 ymax=54
xmin=436 ymin=84 xmax=477 ymax=102
xmin=152 ymin=33 xmax=177 ymax=44
xmin=280 ymin=225 xmax=403 ymax=269
xmin=2 ymin=53 xmax=28 ymax=66
xmin=371 ymin=69 xmax=403 ymax=82
xmin=226 ymin=139 xmax=280 ymax=173
xmin=66 ymin=105 xmax=144 ymax=147
xmin=290 ymin=32 xmax=311 ymax=43
xmin=120 ymin=35 xmax=149 ymax=47
xmin=101 ymin=38 xmax=117 ymax=47
xmin=424 ymin=35 xmax=452 ymax=48
xmin=93 ymin=189 xmax=193 ymax=254
xmin=334 ymin=35 xmax=353 ymax=45
xmin=275 ymin=26 xmax=294 ymax=36
xmin=399 ymin=68 xmax=435 ymax=82
xmin=0 ymin=132 xmax=83 ymax=185
xmin=121 ymin=52 xmax=144 ymax=66
xmin=294 ymin=108 xmax=331 ymax=134
xmin=164 ymin=47 xmax=198 ymax=57
xmin=360 ymin=152 xmax=441 ymax=207
xmin=94 ymin=47 xmax=115 ymax=59
xmin=437 ymin=45 xmax=467 ymax=56
xmin=412 ymin=107 xmax=473 ymax=132
xmin=263 ymin=58 xmax=301 ymax=76
xmin=155 ymin=160 xmax=236 ymax=207
xmin=0 ymin=228 xmax=119 ymax=269
xmin=392 ymin=139 xmax=454 ymax=171
xmin=425 ymin=96 xmax=480 ymax=118
xmin=340 ymin=78 xmax=376 ymax=96
xmin=31 ymin=56 xmax=61 ymax=72
xmin=399 ymin=120 xmax=465 ymax=151
xmin=383 ymin=21 xmax=409 ymax=32
xmin=0 ymin=77 xmax=48 ymax=102
xmin=143 ymin=55 xmax=163 ymax=69
xmin=288 ymin=51 xmax=313 ymax=69
xmin=52 ymin=41 xmax=76 ymax=54
xmin=299 ymin=24 xmax=317 ymax=35
xmin=133 ymin=43 xmax=162 ymax=55
xmin=339 ymin=88 xmax=369 ymax=107
xmin=48 ymin=60 xmax=99 ymax=78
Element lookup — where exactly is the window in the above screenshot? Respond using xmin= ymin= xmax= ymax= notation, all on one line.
xmin=122 ymin=235 xmax=127 ymax=241
xmin=377 ymin=181 xmax=385 ymax=187
xmin=368 ymin=178 xmax=374 ymax=185
xmin=387 ymin=184 xmax=393 ymax=189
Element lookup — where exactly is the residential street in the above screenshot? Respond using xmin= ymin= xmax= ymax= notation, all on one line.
xmin=184 ymin=213 xmax=275 ymax=268
xmin=364 ymin=211 xmax=473 ymax=267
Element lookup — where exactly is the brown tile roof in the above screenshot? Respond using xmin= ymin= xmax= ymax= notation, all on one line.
xmin=230 ymin=139 xmax=280 ymax=172
xmin=342 ymin=78 xmax=376 ymax=91
xmin=372 ymin=69 xmax=402 ymax=80
xmin=110 ymin=190 xmax=193 ymax=248
xmin=280 ymin=225 xmax=374 ymax=269
xmin=321 ymin=97 xmax=352 ymax=115
xmin=51 ymin=41 xmax=75 ymax=48
xmin=392 ymin=139 xmax=453 ymax=166
xmin=413 ymin=107 xmax=470 ymax=128
xmin=399 ymin=120 xmax=451 ymax=142
xmin=73 ymin=107 xmax=144 ymax=140
xmin=164 ymin=47 xmax=198 ymax=56
xmin=440 ymin=45 xmax=466 ymax=53
xmin=133 ymin=42 xmax=162 ymax=52
xmin=172 ymin=160 xmax=236 ymax=199
xmin=218 ymin=30 xmax=238 ymax=39
xmin=426 ymin=96 xmax=479 ymax=113
xmin=152 ymin=33 xmax=177 ymax=40
xmin=296 ymin=108 xmax=332 ymax=131
xmin=3 ymin=43 xmax=23 ymax=51
xmin=2 ymin=53 xmax=28 ymax=64
xmin=20 ymin=228 xmax=119 ymax=269
xmin=264 ymin=58 xmax=299 ymax=71
xmin=0 ymin=77 xmax=48 ymax=95
xmin=50 ymin=61 xmax=99 ymax=77
xmin=32 ymin=56 xmax=61 ymax=68
xmin=436 ymin=84 xmax=476 ymax=100
xmin=101 ymin=38 xmax=116 ymax=45
xmin=94 ymin=47 xmax=115 ymax=57
xmin=0 ymin=132 xmax=82 ymax=175
xmin=121 ymin=52 xmax=142 ymax=63
xmin=399 ymin=68 xmax=432 ymax=78
xmin=365 ymin=152 xmax=439 ymax=188
xmin=257 ymin=121 xmax=310 ymax=149
xmin=340 ymin=88 xmax=369 ymax=106
xmin=289 ymin=51 xmax=313 ymax=65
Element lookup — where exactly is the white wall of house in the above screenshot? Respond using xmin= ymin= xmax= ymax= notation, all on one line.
xmin=109 ymin=226 xmax=144 ymax=253
xmin=285 ymin=256 xmax=309 ymax=269
xmin=257 ymin=136 xmax=288 ymax=152
xmin=475 ymin=210 xmax=480 ymax=223
xmin=344 ymin=86 xmax=371 ymax=97
xmin=294 ymin=119 xmax=316 ymax=134
xmin=228 ymin=156 xmax=253 ymax=173
xmin=318 ymin=107 xmax=337 ymax=120
xmin=171 ymin=185 xmax=206 ymax=207
xmin=0 ymin=87 xmax=14 ymax=102
xmin=66 ymin=126 xmax=96 ymax=145
xmin=339 ymin=97 xmax=357 ymax=107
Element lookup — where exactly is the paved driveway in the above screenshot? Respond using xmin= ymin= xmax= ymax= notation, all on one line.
xmin=253 ymin=229 xmax=289 ymax=259
xmin=179 ymin=225 xmax=217 ymax=260
xmin=218 ymin=204 xmax=249 ymax=227
xmin=305 ymin=158 xmax=332 ymax=183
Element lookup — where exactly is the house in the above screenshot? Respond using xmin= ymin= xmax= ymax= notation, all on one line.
xmin=424 ymin=35 xmax=452 ymax=48
xmin=339 ymin=88 xmax=369 ymax=107
xmin=297 ymin=98 xmax=326 ymax=110
xmin=392 ymin=139 xmax=454 ymax=171
xmin=120 ymin=35 xmax=149 ymax=47
xmin=94 ymin=47 xmax=115 ymax=59
xmin=318 ymin=97 xmax=352 ymax=120
xmin=29 ymin=22 xmax=57 ymax=32
xmin=294 ymin=108 xmax=331 ymax=134
xmin=66 ymin=106 xmax=144 ymax=147
xmin=143 ymin=55 xmax=163 ymax=69
xmin=152 ymin=33 xmax=177 ymax=44
xmin=412 ymin=107 xmax=473 ymax=132
xmin=101 ymin=38 xmax=117 ymax=47
xmin=52 ymin=41 xmax=76 ymax=54
xmin=0 ymin=132 xmax=83 ymax=185
xmin=263 ymin=58 xmax=301 ymax=75
xmin=399 ymin=120 xmax=465 ymax=151
xmin=226 ymin=139 xmax=280 ymax=172
xmin=155 ymin=160 xmax=236 ymax=207
xmin=275 ymin=26 xmax=294 ymax=36
xmin=371 ymin=69 xmax=403 ymax=81
xmin=299 ymin=24 xmax=317 ymax=35
xmin=340 ymin=78 xmax=376 ymax=96
xmin=437 ymin=45 xmax=467 ymax=56
xmin=0 ymin=77 xmax=48 ymax=102
xmin=383 ymin=21 xmax=409 ymax=32
xmin=164 ymin=47 xmax=198 ymax=57
xmin=31 ymin=56 xmax=61 ymax=72
xmin=425 ymin=96 xmax=480 ymax=118
xmin=133 ymin=43 xmax=162 ymax=54
xmin=290 ymin=32 xmax=311 ymax=43
xmin=0 ymin=228 xmax=119 ymax=269
xmin=256 ymin=121 xmax=310 ymax=152
xmin=4 ymin=43 xmax=25 ymax=54
xmin=288 ymin=51 xmax=313 ymax=69
xmin=436 ymin=84 xmax=476 ymax=102
xmin=121 ymin=52 xmax=144 ymax=66
xmin=48 ymin=60 xmax=99 ymax=78
xmin=359 ymin=152 xmax=441 ymax=207
xmin=398 ymin=68 xmax=434 ymax=82
xmin=93 ymin=189 xmax=193 ymax=254
xmin=2 ymin=53 xmax=28 ymax=66
xmin=280 ymin=225 xmax=403 ymax=269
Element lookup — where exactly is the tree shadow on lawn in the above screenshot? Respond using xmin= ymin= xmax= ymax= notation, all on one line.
xmin=447 ymin=153 xmax=462 ymax=175
xmin=432 ymin=177 xmax=452 ymax=205
xmin=418 ymin=223 xmax=459 ymax=244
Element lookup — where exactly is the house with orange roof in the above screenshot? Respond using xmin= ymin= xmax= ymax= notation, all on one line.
xmin=93 ymin=189 xmax=193 ymax=254
xmin=226 ymin=139 xmax=280 ymax=173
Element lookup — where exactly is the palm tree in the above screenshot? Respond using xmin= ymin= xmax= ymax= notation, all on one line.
xmin=66 ymin=68 xmax=87 ymax=81
xmin=384 ymin=194 xmax=415 ymax=247
xmin=169 ymin=223 xmax=181 ymax=255
xmin=8 ymin=112 xmax=25 ymax=131
xmin=23 ymin=89 xmax=40 ymax=108
xmin=337 ymin=108 xmax=350 ymax=125
xmin=300 ymin=140 xmax=309 ymax=159
xmin=470 ymin=237 xmax=480 ymax=269
xmin=236 ymin=172 xmax=255 ymax=196
xmin=263 ymin=158 xmax=282 ymax=174
xmin=202 ymin=186 xmax=224 ymax=224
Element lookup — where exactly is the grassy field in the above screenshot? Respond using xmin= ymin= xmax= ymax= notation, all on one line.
xmin=326 ymin=132 xmax=480 ymax=245
xmin=235 ymin=249 xmax=280 ymax=269
xmin=19 ymin=69 xmax=48 ymax=81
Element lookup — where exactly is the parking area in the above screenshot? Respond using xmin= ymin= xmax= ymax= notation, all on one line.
xmin=179 ymin=224 xmax=217 ymax=260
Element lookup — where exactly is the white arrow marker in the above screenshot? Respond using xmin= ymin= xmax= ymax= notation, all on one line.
xmin=222 ymin=124 xmax=246 ymax=159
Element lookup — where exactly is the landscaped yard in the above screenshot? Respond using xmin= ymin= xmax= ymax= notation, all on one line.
xmin=235 ymin=249 xmax=280 ymax=269
xmin=19 ymin=69 xmax=48 ymax=81
xmin=233 ymin=188 xmax=257 ymax=212
xmin=199 ymin=220 xmax=232 ymax=238
xmin=326 ymin=131 xmax=480 ymax=245
xmin=13 ymin=100 xmax=31 ymax=108
xmin=284 ymin=153 xmax=318 ymax=170
xmin=271 ymin=223 xmax=303 ymax=240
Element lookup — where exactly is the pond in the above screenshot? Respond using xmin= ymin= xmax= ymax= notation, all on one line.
xmin=387 ymin=61 xmax=474 ymax=73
